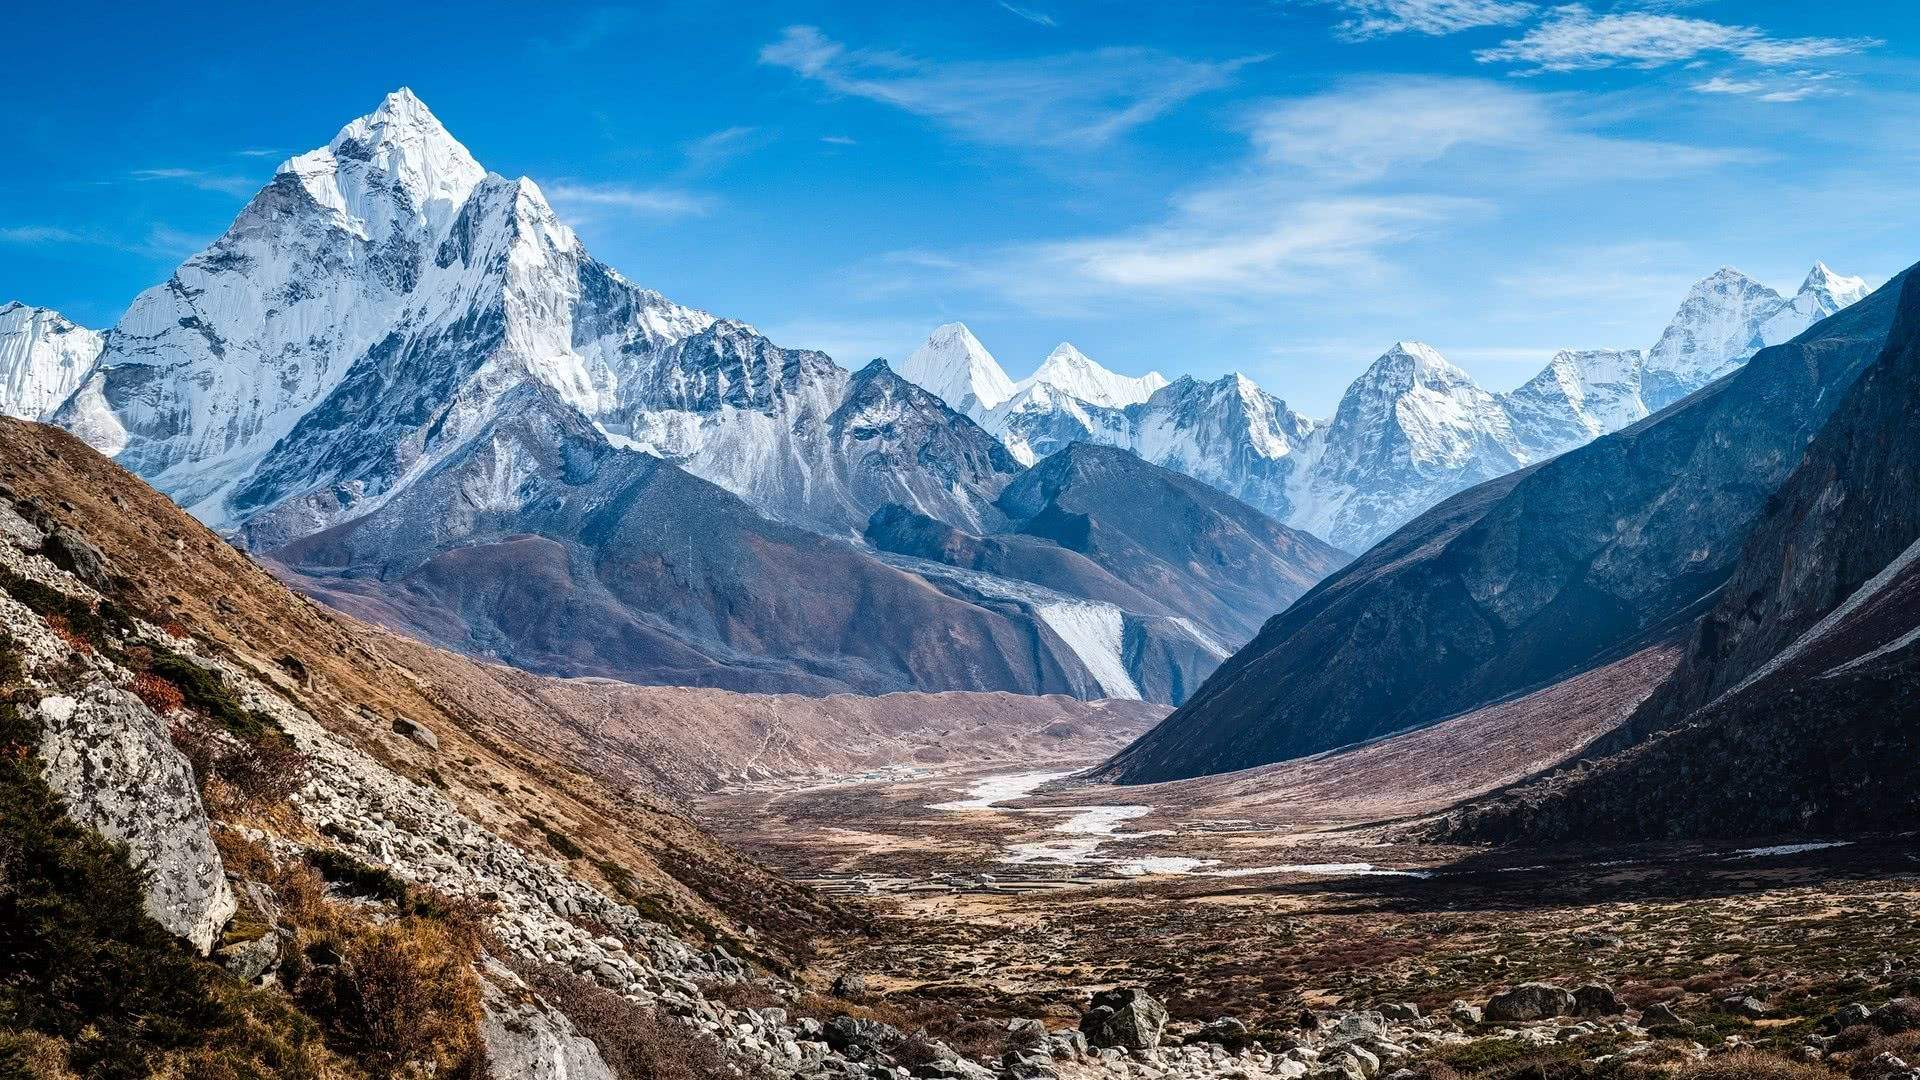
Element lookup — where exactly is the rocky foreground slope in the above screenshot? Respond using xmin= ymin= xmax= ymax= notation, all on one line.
xmin=1097 ymin=264 xmax=1910 ymax=784
xmin=0 ymin=416 xmax=1175 ymax=1078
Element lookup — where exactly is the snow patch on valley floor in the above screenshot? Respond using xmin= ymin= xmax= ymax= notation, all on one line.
xmin=928 ymin=770 xmax=1078 ymax=811
xmin=1730 ymin=841 xmax=1852 ymax=859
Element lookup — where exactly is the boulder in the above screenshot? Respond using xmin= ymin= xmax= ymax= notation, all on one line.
xmin=480 ymin=961 xmax=617 ymax=1080
xmin=1080 ymin=988 xmax=1169 ymax=1051
xmin=1723 ymin=996 xmax=1770 ymax=1019
xmin=218 ymin=928 xmax=286 ymax=984
xmin=832 ymin=972 xmax=869 ymax=997
xmin=1486 ymin=984 xmax=1576 ymax=1023
xmin=1574 ymin=985 xmax=1624 ymax=1017
xmin=1379 ymin=1003 xmax=1421 ymax=1022
xmin=1448 ymin=1001 xmax=1484 ymax=1026
xmin=1194 ymin=1017 xmax=1252 ymax=1051
xmin=1643 ymin=1002 xmax=1688 ymax=1028
xmin=824 ymin=1016 xmax=906 ymax=1057
xmin=33 ymin=689 xmax=236 ymax=953
xmin=390 ymin=715 xmax=440 ymax=751
xmin=1329 ymin=1011 xmax=1387 ymax=1043
xmin=42 ymin=525 xmax=112 ymax=591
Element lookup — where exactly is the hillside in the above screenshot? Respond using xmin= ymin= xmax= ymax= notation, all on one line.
xmin=1097 ymin=265 xmax=1910 ymax=784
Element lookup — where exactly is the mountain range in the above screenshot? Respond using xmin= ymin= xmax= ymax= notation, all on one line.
xmin=1098 ymin=261 xmax=1908 ymax=784
xmin=896 ymin=263 xmax=1867 ymax=552
xmin=1 ymin=89 xmax=1339 ymax=705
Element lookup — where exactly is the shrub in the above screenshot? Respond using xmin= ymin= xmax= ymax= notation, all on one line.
xmin=148 ymin=652 xmax=289 ymax=748
xmin=135 ymin=672 xmax=187 ymax=714
xmin=293 ymin=918 xmax=487 ymax=1077
xmin=1672 ymin=1049 xmax=1846 ymax=1080
xmin=526 ymin=814 xmax=587 ymax=860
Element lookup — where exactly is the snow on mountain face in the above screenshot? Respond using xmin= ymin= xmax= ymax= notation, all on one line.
xmin=0 ymin=303 xmax=102 ymax=421
xmin=895 ymin=322 xmax=1016 ymax=416
xmin=1022 ymin=343 xmax=1168 ymax=409
xmin=1501 ymin=348 xmax=1649 ymax=459
xmin=1291 ymin=342 xmax=1524 ymax=551
xmin=54 ymin=90 xmax=1014 ymax=546
xmin=1641 ymin=264 xmax=1866 ymax=412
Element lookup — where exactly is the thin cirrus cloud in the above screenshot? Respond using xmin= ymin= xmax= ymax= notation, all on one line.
xmin=1475 ymin=6 xmax=1881 ymax=73
xmin=682 ymin=126 xmax=770 ymax=172
xmin=998 ymin=3 xmax=1057 ymax=27
xmin=542 ymin=181 xmax=715 ymax=218
xmin=758 ymin=25 xmax=1259 ymax=150
xmin=909 ymin=77 xmax=1749 ymax=306
xmin=1694 ymin=71 xmax=1842 ymax=105
xmin=130 ymin=167 xmax=260 ymax=197
xmin=1300 ymin=0 xmax=1538 ymax=40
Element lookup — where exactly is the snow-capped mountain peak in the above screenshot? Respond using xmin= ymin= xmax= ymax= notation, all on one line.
xmin=1023 ymin=342 xmax=1168 ymax=409
xmin=896 ymin=322 xmax=1016 ymax=415
xmin=0 ymin=302 xmax=103 ymax=421
xmin=1800 ymin=261 xmax=1869 ymax=308
xmin=1363 ymin=341 xmax=1474 ymax=390
xmin=281 ymin=87 xmax=484 ymax=240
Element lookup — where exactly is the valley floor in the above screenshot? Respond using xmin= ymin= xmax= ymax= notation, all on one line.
xmin=698 ymin=754 xmax=1920 ymax=1057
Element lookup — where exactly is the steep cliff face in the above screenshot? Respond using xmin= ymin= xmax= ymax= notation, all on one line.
xmin=1097 ymin=267 xmax=1910 ymax=785
xmin=1446 ymin=274 xmax=1920 ymax=842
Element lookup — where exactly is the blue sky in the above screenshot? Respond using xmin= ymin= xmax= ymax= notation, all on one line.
xmin=3 ymin=1 xmax=1915 ymax=413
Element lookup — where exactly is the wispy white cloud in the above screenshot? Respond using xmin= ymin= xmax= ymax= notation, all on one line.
xmin=543 ymin=181 xmax=715 ymax=218
xmin=1301 ymin=0 xmax=1537 ymax=40
xmin=819 ymin=135 xmax=858 ymax=146
xmin=0 ymin=222 xmax=208 ymax=259
xmin=0 ymin=226 xmax=90 ymax=245
xmin=130 ymin=167 xmax=259 ymax=196
xmin=759 ymin=25 xmax=1258 ymax=149
xmin=234 ymin=147 xmax=282 ymax=158
xmin=683 ymin=126 xmax=770 ymax=172
xmin=1694 ymin=70 xmax=1842 ymax=104
xmin=1477 ymin=5 xmax=1880 ymax=73
xmin=895 ymin=77 xmax=1750 ymax=309
xmin=998 ymin=2 xmax=1057 ymax=27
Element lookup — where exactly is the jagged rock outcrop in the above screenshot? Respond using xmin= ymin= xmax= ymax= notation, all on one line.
xmin=30 ymin=687 xmax=236 ymax=954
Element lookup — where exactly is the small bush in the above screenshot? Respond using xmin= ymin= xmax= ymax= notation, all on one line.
xmin=148 ymin=652 xmax=289 ymax=748
xmin=134 ymin=672 xmax=187 ymax=714
xmin=526 ymin=814 xmax=587 ymax=860
xmin=1672 ymin=1049 xmax=1846 ymax=1080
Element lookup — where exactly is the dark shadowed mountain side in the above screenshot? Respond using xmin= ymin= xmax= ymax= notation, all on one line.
xmin=1096 ymin=265 xmax=1912 ymax=785
xmin=1442 ymin=272 xmax=1920 ymax=843
xmin=865 ymin=443 xmax=1348 ymax=705
xmin=269 ymin=385 xmax=1102 ymax=698
xmin=994 ymin=442 xmax=1348 ymax=643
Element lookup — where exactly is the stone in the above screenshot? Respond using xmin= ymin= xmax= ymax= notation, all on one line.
xmin=479 ymin=961 xmax=617 ymax=1080
xmin=1723 ymin=996 xmax=1770 ymax=1019
xmin=390 ymin=715 xmax=440 ymax=750
xmin=1326 ymin=1045 xmax=1379 ymax=1080
xmin=42 ymin=525 xmax=112 ymax=591
xmin=1486 ymin=984 xmax=1576 ymax=1023
xmin=218 ymin=928 xmax=285 ymax=984
xmin=1081 ymin=988 xmax=1170 ymax=1051
xmin=1329 ymin=1012 xmax=1387 ymax=1043
xmin=1574 ymin=985 xmax=1624 ymax=1017
xmin=833 ymin=972 xmax=869 ymax=997
xmin=1045 ymin=1030 xmax=1088 ymax=1060
xmin=0 ymin=500 xmax=44 ymax=549
xmin=1643 ymin=1003 xmax=1689 ymax=1028
xmin=34 ymin=688 xmax=236 ymax=954
xmin=824 ymin=1016 xmax=905 ymax=1056
xmin=1379 ymin=1003 xmax=1421 ymax=1022
xmin=1448 ymin=1001 xmax=1484 ymax=1026
xmin=1194 ymin=1017 xmax=1252 ymax=1051
xmin=1828 ymin=1003 xmax=1874 ymax=1030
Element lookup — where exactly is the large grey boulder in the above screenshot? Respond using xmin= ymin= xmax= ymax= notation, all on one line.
xmin=1485 ymin=983 xmax=1576 ymax=1023
xmin=34 ymin=689 xmax=236 ymax=954
xmin=479 ymin=961 xmax=616 ymax=1080
xmin=42 ymin=525 xmax=112 ymax=590
xmin=1080 ymin=988 xmax=1169 ymax=1050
